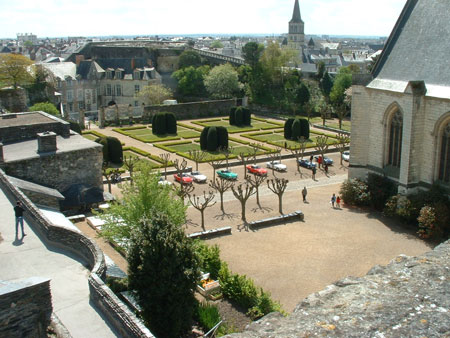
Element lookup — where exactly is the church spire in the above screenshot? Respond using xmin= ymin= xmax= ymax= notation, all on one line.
xmin=290 ymin=0 xmax=303 ymax=23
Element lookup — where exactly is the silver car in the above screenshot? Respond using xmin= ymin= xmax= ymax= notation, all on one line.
xmin=187 ymin=171 xmax=207 ymax=183
xmin=266 ymin=160 xmax=287 ymax=172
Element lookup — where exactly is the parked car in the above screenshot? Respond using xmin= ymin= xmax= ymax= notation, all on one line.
xmin=314 ymin=155 xmax=334 ymax=165
xmin=246 ymin=164 xmax=268 ymax=176
xmin=266 ymin=160 xmax=287 ymax=172
xmin=217 ymin=169 xmax=238 ymax=180
xmin=298 ymin=159 xmax=317 ymax=169
xmin=174 ymin=173 xmax=193 ymax=184
xmin=187 ymin=171 xmax=207 ymax=183
xmin=342 ymin=151 xmax=350 ymax=162
xmin=158 ymin=177 xmax=173 ymax=186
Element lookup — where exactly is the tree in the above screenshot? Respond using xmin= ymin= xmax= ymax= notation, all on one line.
xmin=330 ymin=67 xmax=352 ymax=107
xmin=178 ymin=50 xmax=202 ymax=69
xmin=102 ymin=162 xmax=113 ymax=193
xmin=289 ymin=136 xmax=307 ymax=175
xmin=128 ymin=214 xmax=199 ymax=338
xmin=231 ymin=183 xmax=256 ymax=227
xmin=249 ymin=143 xmax=261 ymax=165
xmin=204 ymin=63 xmax=242 ymax=99
xmin=188 ymin=149 xmax=206 ymax=171
xmin=320 ymin=71 xmax=333 ymax=101
xmin=188 ymin=191 xmax=216 ymax=231
xmin=172 ymin=65 xmax=209 ymax=97
xmin=316 ymin=61 xmax=325 ymax=80
xmin=29 ymin=101 xmax=59 ymax=115
xmin=122 ymin=155 xmax=138 ymax=185
xmin=335 ymin=133 xmax=350 ymax=166
xmin=210 ymin=40 xmax=224 ymax=49
xmin=0 ymin=53 xmax=34 ymax=89
xmin=173 ymin=158 xmax=193 ymax=203
xmin=26 ymin=65 xmax=55 ymax=105
xmin=334 ymin=103 xmax=349 ymax=130
xmin=314 ymin=135 xmax=329 ymax=169
xmin=246 ymin=174 xmax=267 ymax=208
xmin=238 ymin=152 xmax=249 ymax=180
xmin=159 ymin=153 xmax=171 ymax=179
xmin=242 ymin=42 xmax=264 ymax=68
xmin=367 ymin=54 xmax=380 ymax=73
xmin=100 ymin=165 xmax=186 ymax=246
xmin=138 ymin=83 xmax=173 ymax=105
xmin=209 ymin=177 xmax=234 ymax=214
xmin=267 ymin=149 xmax=281 ymax=176
xmin=267 ymin=178 xmax=289 ymax=214
xmin=220 ymin=146 xmax=234 ymax=170
xmin=208 ymin=159 xmax=223 ymax=181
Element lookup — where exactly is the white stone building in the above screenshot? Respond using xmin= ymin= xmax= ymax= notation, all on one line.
xmin=349 ymin=0 xmax=450 ymax=193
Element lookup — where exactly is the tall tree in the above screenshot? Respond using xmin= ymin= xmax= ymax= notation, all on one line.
xmin=320 ymin=71 xmax=333 ymax=101
xmin=188 ymin=191 xmax=216 ymax=231
xmin=204 ymin=64 xmax=242 ymax=99
xmin=128 ymin=214 xmax=200 ymax=338
xmin=178 ymin=50 xmax=202 ymax=69
xmin=242 ymin=42 xmax=264 ymax=68
xmin=267 ymin=178 xmax=289 ymax=214
xmin=138 ymin=83 xmax=173 ymax=105
xmin=0 ymin=53 xmax=34 ymax=89
xmin=330 ymin=67 xmax=352 ymax=107
xmin=172 ymin=65 xmax=209 ymax=97
xmin=209 ymin=177 xmax=234 ymax=214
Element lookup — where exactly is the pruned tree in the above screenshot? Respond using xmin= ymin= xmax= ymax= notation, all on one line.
xmin=207 ymin=159 xmax=223 ymax=181
xmin=188 ymin=191 xmax=216 ymax=231
xmin=209 ymin=177 xmax=234 ymax=214
xmin=249 ymin=143 xmax=261 ymax=165
xmin=289 ymin=136 xmax=307 ymax=175
xmin=318 ymin=99 xmax=330 ymax=127
xmin=159 ymin=153 xmax=171 ymax=179
xmin=267 ymin=178 xmax=289 ymax=214
xmin=220 ymin=146 xmax=234 ymax=170
xmin=231 ymin=183 xmax=256 ymax=227
xmin=102 ymin=162 xmax=113 ymax=193
xmin=335 ymin=102 xmax=349 ymax=130
xmin=238 ymin=152 xmax=248 ymax=180
xmin=123 ymin=155 xmax=138 ymax=185
xmin=246 ymin=174 xmax=267 ymax=208
xmin=173 ymin=158 xmax=192 ymax=202
xmin=267 ymin=148 xmax=281 ymax=176
xmin=335 ymin=133 xmax=350 ymax=166
xmin=314 ymin=135 xmax=329 ymax=169
xmin=177 ymin=183 xmax=194 ymax=204
xmin=188 ymin=149 xmax=206 ymax=171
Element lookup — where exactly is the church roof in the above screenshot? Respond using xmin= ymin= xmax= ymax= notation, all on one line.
xmin=290 ymin=0 xmax=303 ymax=23
xmin=372 ymin=0 xmax=450 ymax=88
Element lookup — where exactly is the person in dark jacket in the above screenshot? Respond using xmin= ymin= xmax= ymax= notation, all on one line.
xmin=14 ymin=201 xmax=26 ymax=238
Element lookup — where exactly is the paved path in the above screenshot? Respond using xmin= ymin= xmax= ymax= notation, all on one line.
xmin=0 ymin=188 xmax=117 ymax=337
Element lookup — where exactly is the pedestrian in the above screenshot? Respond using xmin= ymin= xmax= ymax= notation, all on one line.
xmin=336 ymin=195 xmax=341 ymax=208
xmin=318 ymin=156 xmax=322 ymax=168
xmin=310 ymin=155 xmax=313 ymax=162
xmin=14 ymin=201 xmax=26 ymax=238
xmin=324 ymin=163 xmax=329 ymax=175
xmin=302 ymin=186 xmax=307 ymax=202
xmin=331 ymin=193 xmax=336 ymax=208
xmin=311 ymin=166 xmax=316 ymax=180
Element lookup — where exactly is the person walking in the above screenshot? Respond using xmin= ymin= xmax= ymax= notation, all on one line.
xmin=324 ymin=163 xmax=329 ymax=175
xmin=336 ymin=195 xmax=341 ymax=208
xmin=14 ymin=201 xmax=26 ymax=238
xmin=302 ymin=186 xmax=307 ymax=202
xmin=331 ymin=193 xmax=336 ymax=208
xmin=311 ymin=166 xmax=316 ymax=180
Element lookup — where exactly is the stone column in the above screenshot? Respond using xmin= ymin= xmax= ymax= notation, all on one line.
xmin=79 ymin=109 xmax=85 ymax=130
xmin=99 ymin=107 xmax=105 ymax=129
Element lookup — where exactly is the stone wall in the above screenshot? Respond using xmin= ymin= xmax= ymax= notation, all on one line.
xmin=225 ymin=240 xmax=450 ymax=337
xmin=0 ymin=277 xmax=52 ymax=338
xmin=3 ymin=146 xmax=103 ymax=192
xmin=143 ymin=99 xmax=237 ymax=120
xmin=0 ymin=170 xmax=154 ymax=337
xmin=0 ymin=88 xmax=27 ymax=113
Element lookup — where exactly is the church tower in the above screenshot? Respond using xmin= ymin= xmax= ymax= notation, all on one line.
xmin=288 ymin=0 xmax=305 ymax=56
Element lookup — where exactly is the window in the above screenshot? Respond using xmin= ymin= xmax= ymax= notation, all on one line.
xmin=388 ymin=110 xmax=403 ymax=168
xmin=106 ymin=70 xmax=113 ymax=79
xmin=135 ymin=85 xmax=140 ymax=94
xmin=66 ymin=78 xmax=72 ymax=87
xmin=77 ymin=89 xmax=83 ymax=101
xmin=116 ymin=84 xmax=122 ymax=96
xmin=78 ymin=102 xmax=84 ymax=110
xmin=66 ymin=90 xmax=73 ymax=102
xmin=106 ymin=84 xmax=112 ymax=96
xmin=438 ymin=122 xmax=450 ymax=182
xmin=68 ymin=102 xmax=73 ymax=111
xmin=134 ymin=101 xmax=139 ymax=106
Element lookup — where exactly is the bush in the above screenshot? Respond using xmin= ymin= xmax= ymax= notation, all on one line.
xmin=206 ymin=126 xmax=218 ymax=152
xmin=242 ymin=107 xmax=251 ymax=126
xmin=194 ymin=241 xmax=222 ymax=279
xmin=29 ymin=101 xmax=59 ymax=115
xmin=67 ymin=119 xmax=83 ymax=134
xmin=229 ymin=107 xmax=236 ymax=125
xmin=217 ymin=126 xmax=229 ymax=150
xmin=234 ymin=107 xmax=244 ymax=126
xmin=95 ymin=137 xmax=109 ymax=162
xmin=106 ymin=277 xmax=128 ymax=293
xmin=339 ymin=178 xmax=371 ymax=206
xmin=200 ymin=126 xmax=209 ymax=151
xmin=299 ymin=118 xmax=309 ymax=139
xmin=284 ymin=118 xmax=294 ymax=139
xmin=154 ymin=113 xmax=166 ymax=135
xmin=195 ymin=302 xmax=221 ymax=332
xmin=291 ymin=118 xmax=302 ymax=141
xmin=107 ymin=136 xmax=123 ymax=164
xmin=166 ymin=112 xmax=177 ymax=134
xmin=366 ymin=174 xmax=397 ymax=210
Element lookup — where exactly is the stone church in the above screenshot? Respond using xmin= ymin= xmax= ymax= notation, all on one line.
xmin=349 ymin=0 xmax=450 ymax=194
xmin=287 ymin=0 xmax=305 ymax=57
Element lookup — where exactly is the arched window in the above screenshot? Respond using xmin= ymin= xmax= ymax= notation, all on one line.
xmin=388 ymin=110 xmax=403 ymax=167
xmin=438 ymin=122 xmax=450 ymax=182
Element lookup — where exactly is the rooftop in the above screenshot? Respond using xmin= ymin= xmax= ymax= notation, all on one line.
xmin=0 ymin=112 xmax=57 ymax=128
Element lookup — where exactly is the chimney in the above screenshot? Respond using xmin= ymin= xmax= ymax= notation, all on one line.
xmin=37 ymin=132 xmax=57 ymax=153
xmin=0 ymin=143 xmax=4 ymax=163
xmin=75 ymin=54 xmax=85 ymax=66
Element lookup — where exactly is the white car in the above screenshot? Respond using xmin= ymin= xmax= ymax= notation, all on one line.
xmin=158 ymin=177 xmax=173 ymax=186
xmin=342 ymin=151 xmax=350 ymax=162
xmin=266 ymin=160 xmax=287 ymax=172
xmin=187 ymin=171 xmax=207 ymax=183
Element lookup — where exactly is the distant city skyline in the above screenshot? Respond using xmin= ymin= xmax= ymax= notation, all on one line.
xmin=0 ymin=0 xmax=407 ymax=39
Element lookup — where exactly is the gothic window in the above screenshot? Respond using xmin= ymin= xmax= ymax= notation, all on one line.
xmin=388 ymin=110 xmax=403 ymax=167
xmin=438 ymin=122 xmax=450 ymax=182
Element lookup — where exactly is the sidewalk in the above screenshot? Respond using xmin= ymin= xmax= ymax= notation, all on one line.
xmin=0 ymin=187 xmax=117 ymax=337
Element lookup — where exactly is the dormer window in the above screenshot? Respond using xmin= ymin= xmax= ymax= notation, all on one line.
xmin=106 ymin=68 xmax=113 ymax=79
xmin=133 ymin=69 xmax=141 ymax=80
xmin=115 ymin=68 xmax=123 ymax=79
xmin=65 ymin=76 xmax=72 ymax=86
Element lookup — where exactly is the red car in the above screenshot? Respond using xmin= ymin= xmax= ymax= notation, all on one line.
xmin=174 ymin=173 xmax=193 ymax=184
xmin=246 ymin=164 xmax=268 ymax=176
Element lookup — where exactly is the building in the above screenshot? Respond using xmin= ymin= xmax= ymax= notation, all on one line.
xmin=287 ymin=0 xmax=305 ymax=58
xmin=349 ymin=0 xmax=450 ymax=194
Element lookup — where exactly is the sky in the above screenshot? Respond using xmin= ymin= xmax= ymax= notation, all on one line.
xmin=0 ymin=0 xmax=407 ymax=39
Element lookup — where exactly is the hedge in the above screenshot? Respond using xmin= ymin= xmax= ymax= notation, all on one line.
xmin=300 ymin=118 xmax=310 ymax=140
xmin=82 ymin=130 xmax=107 ymax=138
xmin=291 ymin=118 xmax=302 ymax=141
xmin=206 ymin=126 xmax=218 ymax=152
xmin=229 ymin=107 xmax=236 ymax=125
xmin=95 ymin=136 xmax=123 ymax=164
xmin=217 ymin=126 xmax=228 ymax=150
xmin=284 ymin=118 xmax=294 ymax=139
xmin=200 ymin=127 xmax=209 ymax=150
xmin=242 ymin=107 xmax=251 ymax=126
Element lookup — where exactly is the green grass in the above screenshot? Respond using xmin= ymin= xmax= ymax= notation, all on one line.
xmin=115 ymin=125 xmax=200 ymax=142
xmin=242 ymin=131 xmax=338 ymax=149
xmin=122 ymin=150 xmax=162 ymax=169
xmin=193 ymin=118 xmax=281 ymax=134
xmin=83 ymin=133 xmax=98 ymax=141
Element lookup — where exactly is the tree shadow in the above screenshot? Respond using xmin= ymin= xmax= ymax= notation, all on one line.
xmin=237 ymin=222 xmax=250 ymax=232
xmin=251 ymin=205 xmax=273 ymax=213
xmin=214 ymin=212 xmax=239 ymax=221
xmin=185 ymin=218 xmax=199 ymax=228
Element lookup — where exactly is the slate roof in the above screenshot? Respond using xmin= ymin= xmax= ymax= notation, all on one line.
xmin=372 ymin=0 xmax=450 ymax=87
xmin=290 ymin=0 xmax=303 ymax=23
xmin=40 ymin=62 xmax=76 ymax=80
xmin=94 ymin=58 xmax=149 ymax=74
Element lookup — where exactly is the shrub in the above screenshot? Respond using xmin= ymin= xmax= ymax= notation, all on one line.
xmin=229 ymin=107 xmax=236 ymax=125
xmin=291 ymin=118 xmax=302 ymax=141
xmin=200 ymin=126 xmax=209 ymax=151
xmin=366 ymin=173 xmax=397 ymax=210
xmin=284 ymin=118 xmax=294 ymax=139
xmin=383 ymin=194 xmax=418 ymax=224
xmin=417 ymin=205 xmax=440 ymax=239
xmin=234 ymin=106 xmax=244 ymax=126
xmin=339 ymin=178 xmax=371 ymax=206
xmin=166 ymin=112 xmax=177 ymax=134
xmin=206 ymin=126 xmax=218 ymax=152
xmin=195 ymin=302 xmax=221 ymax=332
xmin=67 ymin=119 xmax=83 ymax=133
xmin=106 ymin=277 xmax=128 ymax=293
xmin=299 ymin=118 xmax=309 ymax=139
xmin=107 ymin=136 xmax=123 ymax=164
xmin=153 ymin=112 xmax=166 ymax=135
xmin=151 ymin=114 xmax=157 ymax=134
xmin=95 ymin=137 xmax=109 ymax=162
xmin=29 ymin=101 xmax=59 ymax=115
xmin=217 ymin=126 xmax=229 ymax=150
xmin=242 ymin=107 xmax=251 ymax=126
xmin=194 ymin=241 xmax=222 ymax=279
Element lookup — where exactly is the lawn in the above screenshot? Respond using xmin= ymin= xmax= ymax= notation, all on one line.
xmin=122 ymin=150 xmax=162 ymax=169
xmin=115 ymin=126 xmax=200 ymax=143
xmin=242 ymin=131 xmax=338 ymax=149
xmin=193 ymin=118 xmax=281 ymax=134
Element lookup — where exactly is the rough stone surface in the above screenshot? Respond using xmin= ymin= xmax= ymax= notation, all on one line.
xmin=225 ymin=240 xmax=450 ymax=338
